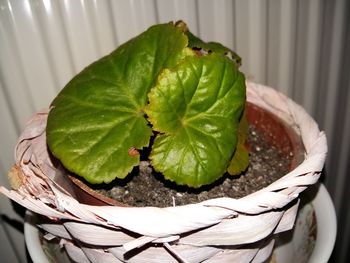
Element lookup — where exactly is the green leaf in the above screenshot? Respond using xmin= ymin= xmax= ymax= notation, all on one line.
xmin=146 ymin=54 xmax=246 ymax=187
xmin=227 ymin=109 xmax=250 ymax=175
xmin=227 ymin=114 xmax=249 ymax=175
xmin=227 ymin=143 xmax=249 ymax=175
xmin=46 ymin=23 xmax=190 ymax=184
xmin=175 ymin=21 xmax=241 ymax=66
xmin=185 ymin=31 xmax=242 ymax=67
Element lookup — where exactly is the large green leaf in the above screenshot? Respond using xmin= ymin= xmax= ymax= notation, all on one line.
xmin=146 ymin=54 xmax=246 ymax=187
xmin=46 ymin=23 xmax=190 ymax=184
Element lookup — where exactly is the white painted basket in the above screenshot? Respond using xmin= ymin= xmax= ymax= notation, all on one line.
xmin=0 ymin=82 xmax=327 ymax=263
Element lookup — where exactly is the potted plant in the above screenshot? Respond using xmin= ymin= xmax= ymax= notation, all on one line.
xmin=0 ymin=21 xmax=327 ymax=262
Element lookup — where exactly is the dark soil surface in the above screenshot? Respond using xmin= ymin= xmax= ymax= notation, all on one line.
xmin=95 ymin=125 xmax=295 ymax=207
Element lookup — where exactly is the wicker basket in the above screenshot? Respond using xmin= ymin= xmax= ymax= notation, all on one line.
xmin=0 ymin=82 xmax=327 ymax=263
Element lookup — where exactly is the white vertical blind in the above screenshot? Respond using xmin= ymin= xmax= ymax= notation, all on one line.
xmin=275 ymin=0 xmax=295 ymax=96
xmin=322 ymin=0 xmax=347 ymax=205
xmin=156 ymin=0 xmax=199 ymax=35
xmin=0 ymin=0 xmax=348 ymax=262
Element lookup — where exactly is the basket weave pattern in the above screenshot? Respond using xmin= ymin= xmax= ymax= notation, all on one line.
xmin=0 ymin=82 xmax=327 ymax=262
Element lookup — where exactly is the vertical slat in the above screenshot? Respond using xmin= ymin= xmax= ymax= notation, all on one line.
xmin=33 ymin=0 xmax=76 ymax=91
xmin=155 ymin=0 xmax=199 ymax=34
xmin=322 ymin=0 xmax=347 ymax=182
xmin=246 ymin=0 xmax=267 ymax=84
xmin=29 ymin=0 xmax=75 ymax=92
xmin=300 ymin=0 xmax=322 ymax=115
xmin=291 ymin=0 xmax=322 ymax=114
xmin=195 ymin=0 xmax=214 ymax=40
xmin=83 ymin=0 xmax=117 ymax=56
xmin=317 ymin=0 xmax=347 ymax=200
xmin=328 ymin=0 xmax=350 ymax=218
xmin=0 ymin=0 xmax=36 ymax=127
xmin=266 ymin=0 xmax=281 ymax=90
xmin=3 ymin=0 xmax=57 ymax=110
xmin=0 ymin=86 xmax=18 ymax=171
xmin=235 ymin=0 xmax=267 ymax=83
xmin=235 ymin=0 xmax=251 ymax=77
xmin=197 ymin=0 xmax=234 ymax=49
xmin=109 ymin=1 xmax=138 ymax=45
xmin=129 ymin=0 xmax=158 ymax=31
xmin=331 ymin=43 xmax=350 ymax=262
xmin=276 ymin=0 xmax=296 ymax=96
xmin=292 ymin=0 xmax=308 ymax=104
xmin=110 ymin=0 xmax=157 ymax=45
xmin=57 ymin=0 xmax=100 ymax=73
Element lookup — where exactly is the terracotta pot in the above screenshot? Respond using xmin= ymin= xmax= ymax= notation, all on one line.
xmin=68 ymin=101 xmax=305 ymax=207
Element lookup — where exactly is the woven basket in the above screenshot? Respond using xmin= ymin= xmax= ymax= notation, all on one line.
xmin=0 ymin=82 xmax=327 ymax=263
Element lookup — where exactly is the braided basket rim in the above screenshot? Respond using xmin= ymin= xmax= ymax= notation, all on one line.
xmin=0 ymin=81 xmax=327 ymax=262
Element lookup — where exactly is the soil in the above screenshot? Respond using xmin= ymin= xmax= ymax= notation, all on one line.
xmin=94 ymin=125 xmax=295 ymax=207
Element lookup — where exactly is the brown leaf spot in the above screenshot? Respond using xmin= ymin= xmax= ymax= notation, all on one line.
xmin=128 ymin=147 xmax=139 ymax=157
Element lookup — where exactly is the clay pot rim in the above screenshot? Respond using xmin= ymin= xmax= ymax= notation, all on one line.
xmin=68 ymin=101 xmax=305 ymax=207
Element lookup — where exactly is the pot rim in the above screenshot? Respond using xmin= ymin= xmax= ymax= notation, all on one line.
xmin=67 ymin=100 xmax=305 ymax=207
